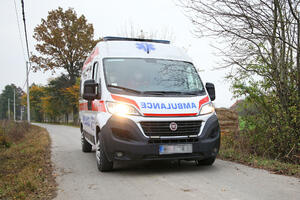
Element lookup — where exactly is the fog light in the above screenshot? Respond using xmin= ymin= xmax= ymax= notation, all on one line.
xmin=116 ymin=152 xmax=123 ymax=157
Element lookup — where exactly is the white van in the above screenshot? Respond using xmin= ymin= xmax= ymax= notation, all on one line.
xmin=79 ymin=37 xmax=220 ymax=171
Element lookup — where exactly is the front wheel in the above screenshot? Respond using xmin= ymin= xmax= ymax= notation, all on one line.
xmin=81 ymin=129 xmax=92 ymax=152
xmin=195 ymin=156 xmax=216 ymax=166
xmin=96 ymin=134 xmax=113 ymax=172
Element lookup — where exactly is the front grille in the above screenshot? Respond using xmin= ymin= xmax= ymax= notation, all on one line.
xmin=148 ymin=138 xmax=198 ymax=144
xmin=140 ymin=121 xmax=202 ymax=137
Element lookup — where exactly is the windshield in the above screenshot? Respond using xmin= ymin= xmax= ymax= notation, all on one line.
xmin=103 ymin=58 xmax=205 ymax=96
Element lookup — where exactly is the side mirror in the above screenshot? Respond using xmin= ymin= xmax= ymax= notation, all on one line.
xmin=83 ymin=79 xmax=99 ymax=100
xmin=205 ymin=82 xmax=215 ymax=101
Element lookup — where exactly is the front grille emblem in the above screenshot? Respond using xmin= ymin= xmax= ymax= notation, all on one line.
xmin=169 ymin=122 xmax=178 ymax=131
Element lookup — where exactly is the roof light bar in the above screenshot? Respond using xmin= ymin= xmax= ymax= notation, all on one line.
xmin=103 ymin=36 xmax=170 ymax=44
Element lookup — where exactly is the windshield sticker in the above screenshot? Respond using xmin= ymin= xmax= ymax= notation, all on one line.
xmin=136 ymin=43 xmax=155 ymax=53
xmin=140 ymin=102 xmax=197 ymax=110
xmin=111 ymin=83 xmax=118 ymax=86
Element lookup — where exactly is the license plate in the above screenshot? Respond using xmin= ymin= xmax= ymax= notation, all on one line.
xmin=159 ymin=144 xmax=193 ymax=155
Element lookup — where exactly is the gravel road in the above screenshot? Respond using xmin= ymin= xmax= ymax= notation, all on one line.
xmin=37 ymin=123 xmax=300 ymax=200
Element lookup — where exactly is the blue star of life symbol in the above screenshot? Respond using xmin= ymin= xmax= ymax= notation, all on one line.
xmin=136 ymin=42 xmax=155 ymax=53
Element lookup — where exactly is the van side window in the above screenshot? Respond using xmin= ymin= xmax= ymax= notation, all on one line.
xmin=92 ymin=62 xmax=99 ymax=82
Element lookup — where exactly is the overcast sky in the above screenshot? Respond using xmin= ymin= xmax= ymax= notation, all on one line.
xmin=0 ymin=0 xmax=235 ymax=108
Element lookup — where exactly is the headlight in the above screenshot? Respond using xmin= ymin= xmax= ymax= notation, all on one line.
xmin=199 ymin=102 xmax=215 ymax=115
xmin=106 ymin=102 xmax=140 ymax=116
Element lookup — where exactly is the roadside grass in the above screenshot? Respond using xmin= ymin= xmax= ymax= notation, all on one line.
xmin=0 ymin=121 xmax=56 ymax=200
xmin=218 ymin=137 xmax=300 ymax=178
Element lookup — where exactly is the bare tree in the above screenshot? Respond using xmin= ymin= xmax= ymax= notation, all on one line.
xmin=117 ymin=22 xmax=175 ymax=41
xmin=179 ymin=0 xmax=300 ymax=162
xmin=180 ymin=0 xmax=300 ymax=110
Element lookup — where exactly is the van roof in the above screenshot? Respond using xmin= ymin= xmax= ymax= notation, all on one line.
xmin=82 ymin=37 xmax=192 ymax=70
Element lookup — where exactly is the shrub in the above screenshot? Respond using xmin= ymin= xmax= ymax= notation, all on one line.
xmin=225 ymin=98 xmax=300 ymax=165
xmin=0 ymin=121 xmax=30 ymax=148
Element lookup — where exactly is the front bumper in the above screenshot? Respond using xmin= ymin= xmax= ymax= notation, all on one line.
xmin=100 ymin=114 xmax=220 ymax=161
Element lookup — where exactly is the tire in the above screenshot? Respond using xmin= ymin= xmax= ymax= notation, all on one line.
xmin=195 ymin=156 xmax=216 ymax=166
xmin=81 ymin=129 xmax=92 ymax=152
xmin=96 ymin=133 xmax=113 ymax=172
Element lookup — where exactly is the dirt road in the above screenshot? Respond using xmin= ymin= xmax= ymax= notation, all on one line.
xmin=37 ymin=123 xmax=300 ymax=200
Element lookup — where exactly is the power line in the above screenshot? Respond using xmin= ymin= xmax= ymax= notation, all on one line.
xmin=20 ymin=0 xmax=33 ymax=87
xmin=20 ymin=0 xmax=33 ymax=80
xmin=20 ymin=0 xmax=31 ymax=123
xmin=22 ymin=79 xmax=27 ymax=90
xmin=14 ymin=0 xmax=27 ymax=91
xmin=13 ymin=0 xmax=26 ymax=62
xmin=21 ymin=0 xmax=30 ymax=62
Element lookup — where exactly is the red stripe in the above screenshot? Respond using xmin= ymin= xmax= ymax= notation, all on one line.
xmin=143 ymin=113 xmax=198 ymax=117
xmin=199 ymin=96 xmax=209 ymax=109
xmin=79 ymin=100 xmax=106 ymax=112
xmin=111 ymin=94 xmax=140 ymax=110
xmin=79 ymin=102 xmax=88 ymax=111
xmin=92 ymin=100 xmax=106 ymax=112
xmin=82 ymin=47 xmax=99 ymax=70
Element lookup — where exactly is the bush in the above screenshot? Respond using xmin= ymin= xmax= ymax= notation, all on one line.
xmin=0 ymin=121 xmax=30 ymax=148
xmin=226 ymin=98 xmax=300 ymax=165
xmin=0 ymin=129 xmax=11 ymax=148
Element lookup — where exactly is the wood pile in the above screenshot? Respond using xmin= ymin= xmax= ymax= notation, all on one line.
xmin=215 ymin=108 xmax=239 ymax=135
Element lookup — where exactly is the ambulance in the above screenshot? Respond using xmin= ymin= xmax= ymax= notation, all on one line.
xmin=79 ymin=37 xmax=220 ymax=172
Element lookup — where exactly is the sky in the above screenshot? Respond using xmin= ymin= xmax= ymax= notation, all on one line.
xmin=0 ymin=0 xmax=235 ymax=108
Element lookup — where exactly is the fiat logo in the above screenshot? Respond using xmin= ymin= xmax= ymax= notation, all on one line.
xmin=169 ymin=122 xmax=178 ymax=131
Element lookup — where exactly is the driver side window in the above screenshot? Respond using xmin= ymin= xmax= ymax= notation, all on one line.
xmin=92 ymin=62 xmax=99 ymax=82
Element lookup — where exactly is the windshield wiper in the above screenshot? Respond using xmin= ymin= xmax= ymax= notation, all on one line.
xmin=144 ymin=90 xmax=204 ymax=96
xmin=107 ymin=85 xmax=142 ymax=94
xmin=143 ymin=91 xmax=184 ymax=95
xmin=181 ymin=90 xmax=205 ymax=95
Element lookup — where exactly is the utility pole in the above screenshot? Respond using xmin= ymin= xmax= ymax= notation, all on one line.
xmin=14 ymin=88 xmax=16 ymax=121
xmin=8 ymin=98 xmax=10 ymax=120
xmin=20 ymin=106 xmax=23 ymax=121
xmin=21 ymin=0 xmax=31 ymax=123
xmin=26 ymin=61 xmax=30 ymax=123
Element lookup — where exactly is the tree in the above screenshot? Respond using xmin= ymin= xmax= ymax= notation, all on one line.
xmin=61 ymin=78 xmax=80 ymax=123
xmin=40 ymin=91 xmax=61 ymax=123
xmin=22 ymin=85 xmax=46 ymax=122
xmin=20 ymin=75 xmax=80 ymax=123
xmin=0 ymin=84 xmax=23 ymax=120
xmin=31 ymin=7 xmax=100 ymax=84
xmin=180 ymin=0 xmax=300 ymax=163
xmin=45 ymin=75 xmax=73 ymax=123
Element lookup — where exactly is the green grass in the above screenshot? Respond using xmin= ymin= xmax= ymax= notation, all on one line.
xmin=0 ymin=123 xmax=56 ymax=200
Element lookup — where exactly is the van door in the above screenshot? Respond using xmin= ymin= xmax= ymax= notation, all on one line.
xmin=89 ymin=62 xmax=100 ymax=142
xmin=82 ymin=63 xmax=95 ymax=143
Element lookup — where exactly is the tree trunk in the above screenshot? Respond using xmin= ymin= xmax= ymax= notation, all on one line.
xmin=73 ymin=105 xmax=78 ymax=125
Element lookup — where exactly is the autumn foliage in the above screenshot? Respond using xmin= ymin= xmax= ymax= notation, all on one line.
xmin=24 ymin=7 xmax=100 ymax=124
xmin=30 ymin=7 xmax=100 ymax=84
xmin=22 ymin=78 xmax=80 ymax=123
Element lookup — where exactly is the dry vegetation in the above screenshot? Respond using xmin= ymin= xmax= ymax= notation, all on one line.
xmin=0 ymin=121 xmax=56 ymax=200
xmin=216 ymin=108 xmax=300 ymax=178
xmin=216 ymin=108 xmax=239 ymax=136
